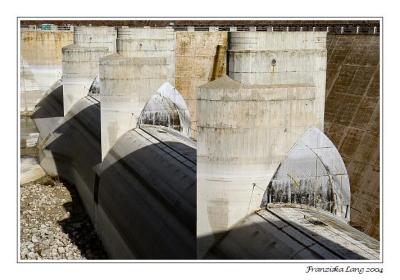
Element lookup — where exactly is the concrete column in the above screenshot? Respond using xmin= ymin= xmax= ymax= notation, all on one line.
xmin=73 ymin=26 xmax=117 ymax=52
xmin=197 ymin=75 xmax=318 ymax=257
xmin=62 ymin=45 xmax=108 ymax=115
xmin=100 ymin=28 xmax=175 ymax=158
xmin=62 ymin=26 xmax=117 ymax=116
xmin=228 ymin=31 xmax=327 ymax=130
xmin=97 ymin=27 xmax=177 ymax=159
xmin=99 ymin=55 xmax=169 ymax=159
xmin=116 ymin=27 xmax=175 ymax=84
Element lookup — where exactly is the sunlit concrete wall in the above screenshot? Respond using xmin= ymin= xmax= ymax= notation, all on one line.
xmin=62 ymin=26 xmax=116 ymax=116
xmin=196 ymin=76 xmax=319 ymax=257
xmin=100 ymin=28 xmax=174 ymax=159
xmin=324 ymin=34 xmax=380 ymax=239
xmin=20 ymin=30 xmax=73 ymax=112
xmin=228 ymin=31 xmax=327 ymax=130
xmin=175 ymin=31 xmax=228 ymax=137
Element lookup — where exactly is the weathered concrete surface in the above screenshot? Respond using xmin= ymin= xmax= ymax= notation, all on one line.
xmin=97 ymin=126 xmax=196 ymax=259
xmin=324 ymin=35 xmax=380 ymax=239
xmin=228 ymin=31 xmax=327 ymax=130
xmin=34 ymin=95 xmax=196 ymax=258
xmin=20 ymin=31 xmax=73 ymax=112
xmin=197 ymin=75 xmax=320 ymax=257
xmin=117 ymin=27 xmax=175 ymax=82
xmin=175 ymin=32 xmax=228 ymax=137
xmin=62 ymin=45 xmax=109 ymax=115
xmin=203 ymin=205 xmax=379 ymax=259
xmin=20 ymin=157 xmax=46 ymax=185
xmin=74 ymin=26 xmax=117 ymax=53
xmin=99 ymin=55 xmax=169 ymax=159
xmin=62 ymin=26 xmax=116 ymax=116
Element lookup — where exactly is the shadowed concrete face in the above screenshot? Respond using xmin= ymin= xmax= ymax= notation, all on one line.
xmin=201 ymin=206 xmax=379 ymax=260
xmin=97 ymin=126 xmax=196 ymax=259
xmin=35 ymin=94 xmax=197 ymax=259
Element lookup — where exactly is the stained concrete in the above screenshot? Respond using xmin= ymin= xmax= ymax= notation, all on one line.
xmin=324 ymin=35 xmax=380 ymax=239
xmin=20 ymin=30 xmax=73 ymax=112
xmin=35 ymin=95 xmax=196 ymax=259
xmin=228 ymin=31 xmax=327 ymax=130
xmin=99 ymin=55 xmax=169 ymax=159
xmin=196 ymin=75 xmax=320 ymax=257
xmin=62 ymin=26 xmax=116 ymax=116
xmin=175 ymin=31 xmax=228 ymax=137
xmin=203 ymin=205 xmax=379 ymax=259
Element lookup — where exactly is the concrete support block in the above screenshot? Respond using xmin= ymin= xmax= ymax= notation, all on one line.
xmin=73 ymin=26 xmax=117 ymax=52
xmin=99 ymin=54 xmax=169 ymax=159
xmin=62 ymin=45 xmax=109 ymax=115
xmin=196 ymin=75 xmax=318 ymax=257
xmin=61 ymin=26 xmax=117 ymax=116
xmin=116 ymin=27 xmax=176 ymax=83
xmin=228 ymin=31 xmax=327 ymax=130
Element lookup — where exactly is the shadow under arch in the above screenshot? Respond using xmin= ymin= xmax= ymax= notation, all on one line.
xmin=96 ymin=128 xmax=196 ymax=259
xmin=38 ymin=95 xmax=196 ymax=259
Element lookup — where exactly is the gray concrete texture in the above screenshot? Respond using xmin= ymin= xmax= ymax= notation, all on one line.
xmin=228 ymin=32 xmax=327 ymax=130
xmin=175 ymin=31 xmax=228 ymax=137
xmin=203 ymin=205 xmax=379 ymax=259
xmin=99 ymin=55 xmax=169 ymax=159
xmin=100 ymin=27 xmax=177 ymax=159
xmin=36 ymin=95 xmax=196 ymax=258
xmin=62 ymin=26 xmax=117 ymax=116
xmin=196 ymin=75 xmax=321 ymax=257
xmin=20 ymin=30 xmax=73 ymax=112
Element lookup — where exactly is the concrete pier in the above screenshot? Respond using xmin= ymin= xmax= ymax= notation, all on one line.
xmin=99 ymin=55 xmax=168 ymax=159
xmin=99 ymin=28 xmax=178 ymax=159
xmin=228 ymin=32 xmax=327 ymax=129
xmin=62 ymin=26 xmax=116 ymax=116
xmin=196 ymin=75 xmax=320 ymax=256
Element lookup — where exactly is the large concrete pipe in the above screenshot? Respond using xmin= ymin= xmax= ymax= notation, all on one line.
xmin=196 ymin=75 xmax=319 ymax=257
xmin=97 ymin=125 xmax=196 ymax=259
xmin=62 ymin=26 xmax=116 ymax=116
xmin=37 ymin=95 xmax=196 ymax=258
xmin=228 ymin=31 xmax=327 ymax=129
xmin=203 ymin=206 xmax=379 ymax=259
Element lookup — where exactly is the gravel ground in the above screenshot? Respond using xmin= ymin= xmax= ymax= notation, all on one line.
xmin=20 ymin=176 xmax=108 ymax=260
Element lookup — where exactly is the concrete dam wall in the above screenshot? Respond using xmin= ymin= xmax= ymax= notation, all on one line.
xmin=22 ymin=24 xmax=380 ymax=259
xmin=325 ymin=35 xmax=380 ymax=239
xmin=20 ymin=30 xmax=73 ymax=112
